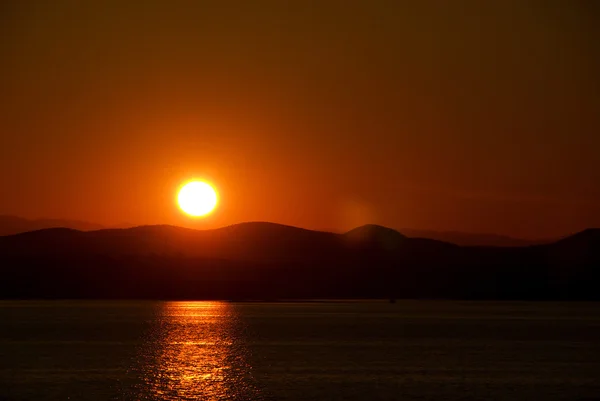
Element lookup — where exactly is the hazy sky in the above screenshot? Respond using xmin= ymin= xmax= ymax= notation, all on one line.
xmin=1 ymin=0 xmax=599 ymax=238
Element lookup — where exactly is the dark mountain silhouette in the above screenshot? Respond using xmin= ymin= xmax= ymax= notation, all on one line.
xmin=345 ymin=224 xmax=407 ymax=249
xmin=400 ymin=228 xmax=550 ymax=247
xmin=0 ymin=222 xmax=598 ymax=301
xmin=0 ymin=215 xmax=104 ymax=236
xmin=1 ymin=215 xmax=553 ymax=247
xmin=1 ymin=222 xmax=343 ymax=264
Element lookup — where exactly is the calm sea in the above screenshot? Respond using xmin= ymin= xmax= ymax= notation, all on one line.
xmin=1 ymin=301 xmax=599 ymax=401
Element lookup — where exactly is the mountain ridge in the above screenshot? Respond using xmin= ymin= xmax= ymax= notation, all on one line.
xmin=0 ymin=215 xmax=104 ymax=236
xmin=0 ymin=221 xmax=598 ymax=300
xmin=0 ymin=214 xmax=557 ymax=247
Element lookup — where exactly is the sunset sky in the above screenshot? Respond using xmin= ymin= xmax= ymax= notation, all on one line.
xmin=1 ymin=1 xmax=599 ymax=238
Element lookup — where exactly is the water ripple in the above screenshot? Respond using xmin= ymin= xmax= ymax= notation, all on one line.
xmin=131 ymin=301 xmax=263 ymax=401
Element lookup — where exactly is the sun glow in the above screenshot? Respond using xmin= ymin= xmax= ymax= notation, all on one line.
xmin=177 ymin=181 xmax=218 ymax=217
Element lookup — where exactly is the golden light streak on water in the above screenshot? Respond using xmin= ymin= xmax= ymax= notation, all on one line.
xmin=135 ymin=301 xmax=262 ymax=400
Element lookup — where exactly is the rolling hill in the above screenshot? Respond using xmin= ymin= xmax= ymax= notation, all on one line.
xmin=0 ymin=215 xmax=104 ymax=236
xmin=0 ymin=222 xmax=598 ymax=300
xmin=1 ymin=215 xmax=553 ymax=247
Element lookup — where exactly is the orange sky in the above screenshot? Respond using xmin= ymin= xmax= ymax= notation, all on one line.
xmin=1 ymin=1 xmax=599 ymax=238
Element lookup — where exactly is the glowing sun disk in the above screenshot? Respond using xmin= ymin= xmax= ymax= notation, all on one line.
xmin=178 ymin=181 xmax=218 ymax=217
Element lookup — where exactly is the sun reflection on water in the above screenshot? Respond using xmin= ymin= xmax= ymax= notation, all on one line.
xmin=134 ymin=301 xmax=261 ymax=401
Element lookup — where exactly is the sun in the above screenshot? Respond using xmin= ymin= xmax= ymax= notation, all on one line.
xmin=177 ymin=181 xmax=218 ymax=217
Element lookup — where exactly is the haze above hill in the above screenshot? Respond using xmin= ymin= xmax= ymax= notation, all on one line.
xmin=0 ymin=215 xmax=551 ymax=247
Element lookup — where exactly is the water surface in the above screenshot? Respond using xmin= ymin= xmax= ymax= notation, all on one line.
xmin=1 ymin=301 xmax=599 ymax=400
